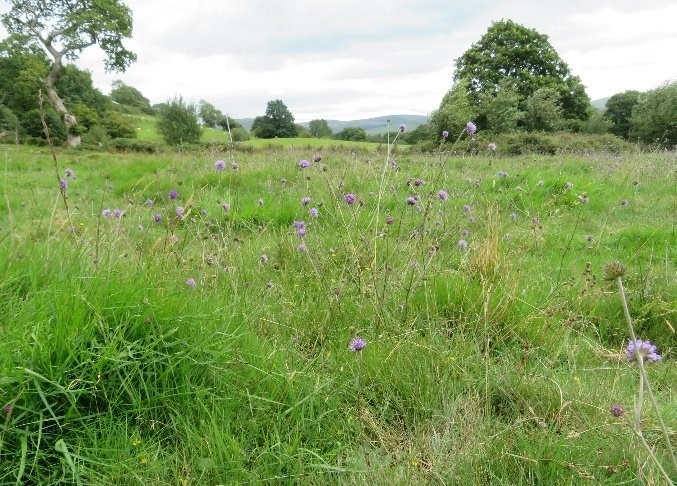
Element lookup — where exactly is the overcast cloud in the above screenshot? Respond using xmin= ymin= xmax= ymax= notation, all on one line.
xmin=2 ymin=0 xmax=676 ymax=121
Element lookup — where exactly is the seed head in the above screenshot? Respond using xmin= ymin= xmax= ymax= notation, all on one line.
xmin=604 ymin=261 xmax=626 ymax=280
xmin=610 ymin=404 xmax=624 ymax=417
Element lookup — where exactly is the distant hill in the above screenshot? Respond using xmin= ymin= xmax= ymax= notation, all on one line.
xmin=591 ymin=97 xmax=609 ymax=110
xmin=236 ymin=115 xmax=429 ymax=134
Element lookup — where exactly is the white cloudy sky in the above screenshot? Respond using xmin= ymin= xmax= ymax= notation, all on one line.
xmin=2 ymin=0 xmax=676 ymax=121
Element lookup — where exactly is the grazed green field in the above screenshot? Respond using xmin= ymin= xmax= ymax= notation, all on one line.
xmin=0 ymin=143 xmax=675 ymax=484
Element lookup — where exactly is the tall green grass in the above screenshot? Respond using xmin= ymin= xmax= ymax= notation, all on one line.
xmin=0 ymin=143 xmax=674 ymax=484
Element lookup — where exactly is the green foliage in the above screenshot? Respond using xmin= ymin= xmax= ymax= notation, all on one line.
xmin=0 ymin=104 xmax=19 ymax=133
xmin=308 ymin=118 xmax=333 ymax=138
xmin=604 ymin=91 xmax=640 ymax=139
xmin=54 ymin=64 xmax=111 ymax=115
xmin=478 ymin=79 xmax=523 ymax=133
xmin=295 ymin=124 xmax=312 ymax=138
xmin=0 ymin=34 xmax=49 ymax=113
xmin=454 ymin=19 xmax=589 ymax=123
xmin=251 ymin=99 xmax=296 ymax=138
xmin=335 ymin=126 xmax=367 ymax=141
xmin=156 ymin=97 xmax=202 ymax=146
xmin=110 ymin=80 xmax=154 ymax=115
xmin=19 ymin=107 xmax=66 ymax=142
xmin=523 ymin=87 xmax=563 ymax=132
xmin=580 ymin=107 xmax=612 ymax=135
xmin=70 ymin=103 xmax=101 ymax=131
xmin=430 ymin=79 xmax=476 ymax=138
xmin=216 ymin=115 xmax=242 ymax=131
xmin=104 ymin=110 xmax=137 ymax=139
xmin=629 ymin=81 xmax=677 ymax=146
xmin=404 ymin=122 xmax=434 ymax=144
xmin=2 ymin=0 xmax=136 ymax=73
xmin=198 ymin=100 xmax=224 ymax=128
xmin=229 ymin=126 xmax=251 ymax=142
xmin=110 ymin=137 xmax=162 ymax=152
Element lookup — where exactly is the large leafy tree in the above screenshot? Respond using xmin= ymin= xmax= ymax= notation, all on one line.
xmin=111 ymin=80 xmax=154 ymax=114
xmin=2 ymin=0 xmax=136 ymax=146
xmin=454 ymin=20 xmax=589 ymax=124
xmin=604 ymin=90 xmax=640 ymax=139
xmin=251 ymin=99 xmax=296 ymax=138
xmin=629 ymin=81 xmax=677 ymax=146
xmin=308 ymin=119 xmax=332 ymax=138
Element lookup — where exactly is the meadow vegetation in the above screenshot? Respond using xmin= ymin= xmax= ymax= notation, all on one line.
xmin=0 ymin=138 xmax=674 ymax=484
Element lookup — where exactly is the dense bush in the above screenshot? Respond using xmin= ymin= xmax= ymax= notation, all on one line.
xmin=156 ymin=97 xmax=202 ymax=146
xmin=629 ymin=81 xmax=677 ymax=147
xmin=103 ymin=110 xmax=137 ymax=139
xmin=0 ymin=104 xmax=19 ymax=133
xmin=19 ymin=108 xmax=66 ymax=142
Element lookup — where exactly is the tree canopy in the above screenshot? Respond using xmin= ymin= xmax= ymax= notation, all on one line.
xmin=251 ymin=100 xmax=296 ymax=138
xmin=454 ymin=19 xmax=589 ymax=124
xmin=308 ymin=119 xmax=332 ymax=138
xmin=604 ymin=90 xmax=640 ymax=139
xmin=2 ymin=0 xmax=136 ymax=145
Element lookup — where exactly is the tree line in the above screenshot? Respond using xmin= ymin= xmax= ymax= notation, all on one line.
xmin=0 ymin=3 xmax=674 ymax=149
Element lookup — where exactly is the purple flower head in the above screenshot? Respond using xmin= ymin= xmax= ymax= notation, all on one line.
xmin=113 ymin=209 xmax=123 ymax=218
xmin=406 ymin=196 xmax=417 ymax=206
xmin=468 ymin=215 xmax=475 ymax=223
xmin=349 ymin=337 xmax=367 ymax=352
xmin=299 ymin=159 xmax=311 ymax=169
xmin=176 ymin=206 xmax=185 ymax=217
xmin=461 ymin=229 xmax=469 ymax=238
xmin=146 ymin=198 xmax=154 ymax=206
xmin=309 ymin=207 xmax=319 ymax=218
xmin=458 ymin=239 xmax=468 ymax=250
xmin=154 ymin=213 xmax=162 ymax=223
xmin=214 ymin=159 xmax=226 ymax=170
xmin=297 ymin=243 xmax=307 ymax=252
xmin=186 ymin=278 xmax=197 ymax=288
xmin=610 ymin=404 xmax=624 ymax=417
xmin=102 ymin=209 xmax=112 ymax=219
xmin=222 ymin=203 xmax=231 ymax=212
xmin=626 ymin=339 xmax=661 ymax=362
xmin=59 ymin=178 xmax=68 ymax=190
xmin=65 ymin=168 xmax=74 ymax=178
xmin=442 ymin=130 xmax=449 ymax=139
xmin=296 ymin=228 xmax=306 ymax=238
xmin=344 ymin=193 xmax=356 ymax=205
xmin=385 ymin=215 xmax=395 ymax=225
xmin=488 ymin=143 xmax=496 ymax=152
xmin=2 ymin=403 xmax=13 ymax=414
xmin=293 ymin=220 xmax=305 ymax=230
xmin=168 ymin=190 xmax=178 ymax=200
xmin=301 ymin=196 xmax=312 ymax=206
xmin=463 ymin=204 xmax=472 ymax=213
xmin=414 ymin=178 xmax=424 ymax=187
xmin=399 ymin=124 xmax=406 ymax=133
xmin=438 ymin=189 xmax=449 ymax=201
xmin=466 ymin=121 xmax=477 ymax=135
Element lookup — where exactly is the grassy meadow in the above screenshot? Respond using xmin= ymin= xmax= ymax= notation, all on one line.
xmin=0 ymin=140 xmax=675 ymax=484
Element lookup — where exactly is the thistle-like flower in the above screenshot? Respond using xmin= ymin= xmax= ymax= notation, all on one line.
xmin=626 ymin=339 xmax=661 ymax=363
xmin=349 ymin=337 xmax=367 ymax=352
xmin=604 ymin=260 xmax=626 ymax=280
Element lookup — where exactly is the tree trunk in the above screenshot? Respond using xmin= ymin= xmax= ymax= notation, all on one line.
xmin=44 ymin=55 xmax=81 ymax=147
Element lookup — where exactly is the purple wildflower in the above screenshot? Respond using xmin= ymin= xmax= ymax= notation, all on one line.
xmin=297 ymin=243 xmax=307 ymax=252
xmin=414 ymin=178 xmax=424 ymax=187
xmin=176 ymin=206 xmax=185 ymax=217
xmin=385 ymin=215 xmax=395 ymax=225
xmin=344 ymin=193 xmax=356 ymax=205
xmin=461 ymin=229 xmax=469 ymax=237
xmin=299 ymin=159 xmax=311 ymax=169
xmin=442 ymin=130 xmax=449 ymax=139
xmin=406 ymin=196 xmax=417 ymax=206
xmin=301 ymin=196 xmax=312 ymax=206
xmin=222 ymin=203 xmax=231 ymax=212
xmin=294 ymin=221 xmax=305 ymax=230
xmin=626 ymin=339 xmax=661 ymax=362
xmin=463 ymin=204 xmax=472 ymax=213
xmin=399 ymin=124 xmax=406 ymax=133
xmin=349 ymin=337 xmax=367 ymax=352
xmin=309 ymin=207 xmax=319 ymax=218
xmin=146 ymin=199 xmax=154 ymax=206
xmin=168 ymin=190 xmax=178 ymax=200
xmin=466 ymin=121 xmax=477 ymax=135
xmin=610 ymin=404 xmax=624 ymax=417
xmin=488 ymin=143 xmax=496 ymax=152
xmin=458 ymin=239 xmax=468 ymax=250
xmin=214 ymin=159 xmax=226 ymax=170
xmin=65 ymin=168 xmax=74 ymax=178
xmin=296 ymin=228 xmax=306 ymax=238
xmin=113 ymin=209 xmax=123 ymax=218
xmin=438 ymin=189 xmax=448 ymax=201
xmin=186 ymin=278 xmax=196 ymax=288
xmin=102 ymin=209 xmax=112 ymax=219
xmin=59 ymin=179 xmax=68 ymax=191
xmin=154 ymin=214 xmax=162 ymax=223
